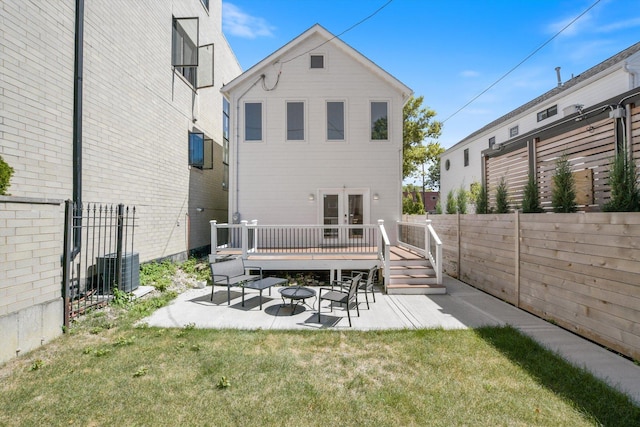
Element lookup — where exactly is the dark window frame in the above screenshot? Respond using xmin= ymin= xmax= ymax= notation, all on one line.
xmin=171 ymin=17 xmax=214 ymax=89
xmin=310 ymin=54 xmax=324 ymax=69
xmin=286 ymin=101 xmax=305 ymax=141
xmin=327 ymin=101 xmax=345 ymax=141
xmin=244 ymin=102 xmax=263 ymax=141
xmin=188 ymin=130 xmax=213 ymax=169
xmin=509 ymin=125 xmax=519 ymax=138
xmin=536 ymin=104 xmax=558 ymax=122
xmin=370 ymin=101 xmax=388 ymax=140
xmin=464 ymin=148 xmax=469 ymax=167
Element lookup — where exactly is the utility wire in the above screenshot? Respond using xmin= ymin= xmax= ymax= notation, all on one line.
xmin=281 ymin=0 xmax=394 ymax=64
xmin=441 ymin=0 xmax=602 ymax=124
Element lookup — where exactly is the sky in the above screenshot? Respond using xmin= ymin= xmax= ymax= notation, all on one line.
xmin=220 ymin=0 xmax=640 ymax=151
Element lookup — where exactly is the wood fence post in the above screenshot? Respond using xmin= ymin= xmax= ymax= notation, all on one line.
xmin=515 ymin=209 xmax=520 ymax=308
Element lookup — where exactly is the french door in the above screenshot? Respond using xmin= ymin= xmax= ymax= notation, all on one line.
xmin=319 ymin=189 xmax=369 ymax=244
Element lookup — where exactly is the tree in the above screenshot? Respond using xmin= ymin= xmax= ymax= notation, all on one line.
xmin=402 ymin=192 xmax=425 ymax=215
xmin=522 ymin=174 xmax=543 ymax=213
xmin=445 ymin=190 xmax=457 ymax=214
xmin=495 ymin=177 xmax=510 ymax=213
xmin=456 ymin=186 xmax=468 ymax=214
xmin=475 ymin=183 xmax=489 ymax=214
xmin=0 ymin=155 xmax=14 ymax=196
xmin=403 ymin=96 xmax=443 ymax=181
xmin=603 ymin=148 xmax=640 ymax=212
xmin=552 ymin=154 xmax=577 ymax=213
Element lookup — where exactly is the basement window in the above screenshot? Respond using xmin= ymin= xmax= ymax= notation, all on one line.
xmin=188 ymin=131 xmax=213 ymax=169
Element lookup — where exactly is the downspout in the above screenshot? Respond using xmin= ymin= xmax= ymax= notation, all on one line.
xmin=72 ymin=0 xmax=84 ymax=258
xmin=232 ymin=76 xmax=262 ymax=223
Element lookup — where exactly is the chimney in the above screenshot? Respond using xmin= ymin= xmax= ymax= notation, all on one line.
xmin=555 ymin=67 xmax=562 ymax=87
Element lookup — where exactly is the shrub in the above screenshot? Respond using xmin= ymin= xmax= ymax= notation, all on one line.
xmin=445 ymin=190 xmax=457 ymax=214
xmin=0 ymin=155 xmax=14 ymax=196
xmin=522 ymin=174 xmax=543 ymax=213
xmin=552 ymin=154 xmax=577 ymax=213
xmin=475 ymin=183 xmax=488 ymax=214
xmin=495 ymin=177 xmax=509 ymax=213
xmin=603 ymin=148 xmax=640 ymax=212
xmin=434 ymin=200 xmax=442 ymax=214
xmin=456 ymin=187 xmax=468 ymax=214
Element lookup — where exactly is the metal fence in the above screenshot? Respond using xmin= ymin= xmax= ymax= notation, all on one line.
xmin=62 ymin=201 xmax=137 ymax=327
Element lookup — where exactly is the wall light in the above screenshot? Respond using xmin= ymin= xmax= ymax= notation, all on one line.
xmin=196 ymin=207 xmax=204 ymax=212
xmin=308 ymin=194 xmax=315 ymax=201
xmin=373 ymin=193 xmax=379 ymax=200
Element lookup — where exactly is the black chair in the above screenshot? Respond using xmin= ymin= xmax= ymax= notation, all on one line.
xmin=317 ymin=273 xmax=363 ymax=327
xmin=341 ymin=266 xmax=378 ymax=309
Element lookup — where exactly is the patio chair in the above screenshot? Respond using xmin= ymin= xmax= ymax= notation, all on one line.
xmin=209 ymin=256 xmax=262 ymax=304
xmin=317 ymin=273 xmax=363 ymax=327
xmin=340 ymin=266 xmax=378 ymax=309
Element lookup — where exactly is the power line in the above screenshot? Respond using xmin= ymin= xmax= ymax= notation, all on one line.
xmin=441 ymin=0 xmax=603 ymax=124
xmin=281 ymin=0 xmax=394 ymax=64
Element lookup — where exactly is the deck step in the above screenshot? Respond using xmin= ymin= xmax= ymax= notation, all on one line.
xmin=386 ymin=283 xmax=447 ymax=295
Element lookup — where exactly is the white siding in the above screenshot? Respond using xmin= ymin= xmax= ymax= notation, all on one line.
xmin=227 ymin=30 xmax=406 ymax=241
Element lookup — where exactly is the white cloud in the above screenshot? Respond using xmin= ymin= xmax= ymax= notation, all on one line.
xmin=546 ymin=13 xmax=593 ymax=37
xmin=460 ymin=70 xmax=479 ymax=78
xmin=222 ymin=3 xmax=275 ymax=39
xmin=596 ymin=17 xmax=640 ymax=33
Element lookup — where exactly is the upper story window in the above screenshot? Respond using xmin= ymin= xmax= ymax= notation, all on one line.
xmin=327 ymin=101 xmax=345 ymax=140
xmin=171 ymin=17 xmax=214 ymax=89
xmin=244 ymin=102 xmax=262 ymax=141
xmin=509 ymin=125 xmax=519 ymax=138
xmin=371 ymin=101 xmax=388 ymax=140
xmin=287 ymin=101 xmax=305 ymax=141
xmin=223 ymin=98 xmax=230 ymax=150
xmin=201 ymin=0 xmax=209 ymax=11
xmin=537 ymin=104 xmax=558 ymax=122
xmin=488 ymin=136 xmax=496 ymax=148
xmin=310 ymin=54 xmax=324 ymax=69
xmin=464 ymin=148 xmax=469 ymax=167
xmin=188 ymin=130 xmax=213 ymax=169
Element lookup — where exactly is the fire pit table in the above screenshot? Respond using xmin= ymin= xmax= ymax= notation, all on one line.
xmin=279 ymin=286 xmax=317 ymax=315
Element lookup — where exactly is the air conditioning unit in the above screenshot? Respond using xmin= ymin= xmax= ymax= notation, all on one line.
xmin=96 ymin=252 xmax=140 ymax=293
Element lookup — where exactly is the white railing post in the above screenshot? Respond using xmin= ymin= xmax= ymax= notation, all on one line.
xmin=425 ymin=219 xmax=432 ymax=260
xmin=241 ymin=220 xmax=248 ymax=259
xmin=251 ymin=219 xmax=258 ymax=252
xmin=210 ymin=220 xmax=218 ymax=257
xmin=378 ymin=219 xmax=390 ymax=293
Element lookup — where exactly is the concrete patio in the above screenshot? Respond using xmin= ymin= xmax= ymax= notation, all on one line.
xmin=141 ymin=274 xmax=640 ymax=406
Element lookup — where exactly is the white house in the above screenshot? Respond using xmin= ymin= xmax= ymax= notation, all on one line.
xmin=441 ymin=41 xmax=640 ymax=209
xmin=221 ymin=24 xmax=412 ymax=243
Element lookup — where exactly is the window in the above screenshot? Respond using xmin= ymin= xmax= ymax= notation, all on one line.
xmin=327 ymin=101 xmax=344 ymax=140
xmin=310 ymin=54 xmax=324 ymax=69
xmin=171 ymin=17 xmax=214 ymax=88
xmin=537 ymin=104 xmax=558 ymax=122
xmin=371 ymin=101 xmax=388 ymax=140
xmin=509 ymin=125 xmax=519 ymax=138
xmin=201 ymin=0 xmax=209 ymax=11
xmin=464 ymin=148 xmax=469 ymax=167
xmin=445 ymin=159 xmax=450 ymax=170
xmin=286 ymin=101 xmax=304 ymax=140
xmin=188 ymin=131 xmax=213 ymax=169
xmin=489 ymin=136 xmax=496 ymax=148
xmin=245 ymin=102 xmax=262 ymax=141
xmin=223 ymin=98 xmax=230 ymax=190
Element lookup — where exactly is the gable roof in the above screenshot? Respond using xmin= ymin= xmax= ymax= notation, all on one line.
xmin=449 ymin=41 xmax=640 ymax=150
xmin=221 ymin=23 xmax=412 ymax=101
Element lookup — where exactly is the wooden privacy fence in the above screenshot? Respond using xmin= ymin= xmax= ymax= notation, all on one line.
xmin=429 ymin=212 xmax=640 ymax=361
xmin=484 ymin=105 xmax=640 ymax=212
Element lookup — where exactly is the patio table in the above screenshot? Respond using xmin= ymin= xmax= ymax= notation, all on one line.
xmin=242 ymin=277 xmax=288 ymax=309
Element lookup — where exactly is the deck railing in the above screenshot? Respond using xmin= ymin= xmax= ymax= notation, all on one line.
xmin=377 ymin=219 xmax=391 ymax=293
xmin=211 ymin=220 xmax=380 ymax=257
xmin=396 ymin=219 xmax=443 ymax=285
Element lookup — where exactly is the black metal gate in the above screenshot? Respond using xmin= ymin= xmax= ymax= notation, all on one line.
xmin=62 ymin=200 xmax=137 ymax=328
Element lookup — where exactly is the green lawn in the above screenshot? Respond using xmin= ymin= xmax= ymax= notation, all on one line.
xmin=1 ymin=319 xmax=638 ymax=426
xmin=1 ymin=260 xmax=638 ymax=426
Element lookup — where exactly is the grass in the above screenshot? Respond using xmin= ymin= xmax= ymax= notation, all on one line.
xmin=0 ymin=261 xmax=638 ymax=426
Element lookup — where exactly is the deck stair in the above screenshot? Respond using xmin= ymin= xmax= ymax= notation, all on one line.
xmin=386 ymin=246 xmax=446 ymax=295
